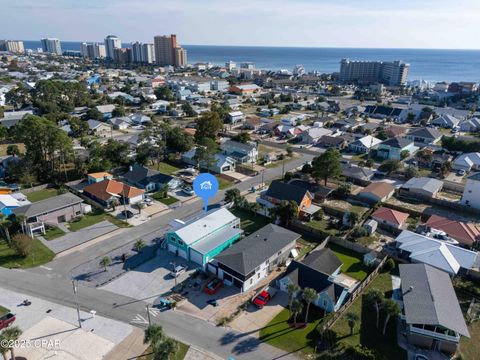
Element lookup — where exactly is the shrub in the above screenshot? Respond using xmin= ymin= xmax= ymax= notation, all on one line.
xmin=384 ymin=258 xmax=395 ymax=271
xmin=351 ymin=226 xmax=368 ymax=239
xmin=11 ymin=233 xmax=33 ymax=257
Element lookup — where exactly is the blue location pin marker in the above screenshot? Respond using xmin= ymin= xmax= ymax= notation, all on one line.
xmin=193 ymin=173 xmax=219 ymax=212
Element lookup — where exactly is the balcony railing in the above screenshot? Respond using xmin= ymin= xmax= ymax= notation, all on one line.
xmin=409 ymin=325 xmax=460 ymax=343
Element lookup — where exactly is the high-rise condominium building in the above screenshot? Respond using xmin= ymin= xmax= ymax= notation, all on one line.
xmin=132 ymin=42 xmax=155 ymax=63
xmin=1 ymin=40 xmax=25 ymax=53
xmin=339 ymin=59 xmax=410 ymax=86
xmin=154 ymin=34 xmax=186 ymax=67
xmin=113 ymin=48 xmax=132 ymax=64
xmin=104 ymin=35 xmax=121 ymax=60
xmin=41 ymin=38 xmax=62 ymax=55
xmin=81 ymin=43 xmax=106 ymax=59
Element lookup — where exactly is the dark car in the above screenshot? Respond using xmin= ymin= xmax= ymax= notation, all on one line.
xmin=203 ymin=278 xmax=223 ymax=295
xmin=121 ymin=210 xmax=134 ymax=219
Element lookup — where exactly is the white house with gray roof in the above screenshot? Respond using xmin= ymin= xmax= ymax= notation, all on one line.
xmin=220 ymin=140 xmax=258 ymax=164
xmin=399 ymin=264 xmax=470 ymax=354
xmin=400 ymin=177 xmax=443 ymax=198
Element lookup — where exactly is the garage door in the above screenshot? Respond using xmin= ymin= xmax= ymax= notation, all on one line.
xmin=190 ymin=250 xmax=203 ymax=265
xmin=178 ymin=249 xmax=187 ymax=260
xmin=168 ymin=244 xmax=177 ymax=254
xmin=207 ymin=263 xmax=217 ymax=276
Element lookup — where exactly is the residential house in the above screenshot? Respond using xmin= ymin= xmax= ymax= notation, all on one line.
xmin=377 ymin=138 xmax=418 ymax=160
xmin=400 ymin=177 xmax=443 ymax=198
xmin=432 ymin=114 xmax=461 ymax=129
xmin=87 ymin=119 xmax=111 ymax=135
xmin=13 ymin=193 xmax=85 ymax=235
xmin=278 ymin=249 xmax=350 ymax=313
xmin=87 ymin=172 xmax=113 ymax=184
xmin=459 ymin=117 xmax=480 ymax=133
xmin=452 ymin=152 xmax=480 ymax=172
xmin=257 ymin=180 xmax=320 ymax=219
xmin=220 ymin=140 xmax=258 ymax=164
xmin=395 ymin=230 xmax=478 ymax=275
xmin=227 ymin=111 xmax=245 ymax=124
xmin=0 ymin=193 xmax=30 ymax=216
xmin=363 ymin=105 xmax=402 ymax=120
xmin=317 ymin=135 xmax=348 ymax=150
xmin=426 ymin=215 xmax=480 ymax=248
xmin=165 ymin=208 xmax=242 ymax=268
xmin=129 ymin=113 xmax=151 ymax=125
xmin=406 ymin=127 xmax=443 ymax=145
xmin=372 ymin=207 xmax=409 ymax=229
xmin=229 ymin=84 xmax=261 ymax=95
xmin=358 ymin=182 xmax=395 ymax=203
xmin=96 ymin=104 xmax=116 ymax=119
xmin=363 ymin=219 xmax=378 ymax=235
xmin=212 ymin=224 xmax=300 ymax=292
xmin=341 ymin=163 xmax=375 ymax=185
xmin=399 ymin=264 xmax=470 ymax=354
xmin=300 ymin=127 xmax=332 ymax=145
xmin=123 ymin=164 xmax=181 ymax=192
xmin=108 ymin=116 xmax=132 ymax=130
xmin=182 ymin=148 xmax=236 ymax=173
xmin=461 ymin=173 xmax=480 ymax=209
xmin=83 ymin=179 xmax=145 ymax=207
xmin=385 ymin=125 xmax=407 ymax=138
xmin=288 ymin=180 xmax=334 ymax=203
xmin=243 ymin=116 xmax=262 ymax=131
xmin=348 ymin=135 xmax=382 ymax=154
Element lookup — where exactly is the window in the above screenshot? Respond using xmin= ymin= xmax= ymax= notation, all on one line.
xmin=250 ymin=279 xmax=253 ymax=284
xmin=178 ymin=240 xmax=184 ymax=245
xmin=265 ymin=259 xmax=269 ymax=264
xmin=255 ymin=266 xmax=260 ymax=272
xmin=277 ymin=251 xmax=282 ymax=255
xmin=258 ymin=273 xmax=261 ymax=279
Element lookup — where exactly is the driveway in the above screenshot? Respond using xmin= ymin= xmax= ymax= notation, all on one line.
xmin=100 ymin=249 xmax=194 ymax=303
xmin=229 ymin=292 xmax=288 ymax=337
xmin=40 ymin=221 xmax=118 ymax=254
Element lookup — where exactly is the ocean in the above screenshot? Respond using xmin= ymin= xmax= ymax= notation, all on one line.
xmin=23 ymin=41 xmax=480 ymax=83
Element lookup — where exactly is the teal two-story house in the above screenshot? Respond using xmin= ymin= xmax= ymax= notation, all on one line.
xmin=278 ymin=248 xmax=350 ymax=313
xmin=377 ymin=137 xmax=418 ymax=161
xmin=165 ymin=208 xmax=242 ymax=268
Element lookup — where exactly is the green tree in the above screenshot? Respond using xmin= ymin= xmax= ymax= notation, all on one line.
xmin=134 ymin=239 xmax=146 ymax=252
xmin=2 ymin=326 xmax=22 ymax=360
xmin=112 ymin=105 xmax=126 ymax=117
xmin=193 ymin=138 xmax=218 ymax=172
xmin=68 ymin=118 xmax=89 ymax=137
xmin=0 ymin=214 xmax=12 ymax=243
xmin=404 ymin=166 xmax=418 ymax=180
xmin=382 ymin=298 xmax=401 ymax=335
xmin=312 ymin=148 xmax=342 ymax=186
xmin=290 ymin=299 xmax=304 ymax=326
xmin=224 ymin=188 xmax=242 ymax=206
xmin=400 ymin=150 xmax=410 ymax=160
xmin=346 ymin=312 xmax=359 ymax=335
xmin=11 ymin=233 xmax=33 ymax=257
xmin=365 ymin=289 xmax=385 ymax=328
xmin=286 ymin=144 xmax=293 ymax=157
xmin=5 ymin=84 xmax=31 ymax=109
xmin=287 ymin=283 xmax=300 ymax=317
xmin=85 ymin=107 xmax=104 ymax=121
xmin=195 ymin=111 xmax=223 ymax=142
xmin=0 ymin=332 xmax=9 ymax=360
xmin=379 ymin=159 xmax=401 ymax=174
xmin=110 ymin=198 xmax=120 ymax=211
xmin=166 ymin=126 xmax=194 ymax=153
xmin=153 ymin=338 xmax=178 ymax=360
xmin=136 ymin=201 xmax=145 ymax=214
xmin=440 ymin=161 xmax=452 ymax=178
xmin=181 ymin=102 xmax=196 ymax=117
xmin=232 ymin=132 xmax=251 ymax=144
xmin=6 ymin=144 xmax=20 ymax=157
xmin=144 ymin=324 xmax=165 ymax=350
xmin=99 ymin=256 xmax=112 ymax=272
xmin=302 ymin=288 xmax=318 ymax=324
xmin=0 ymin=106 xmax=4 ymax=119
xmin=271 ymin=200 xmax=298 ymax=227
xmin=154 ymin=87 xmax=174 ymax=101
xmin=347 ymin=212 xmax=359 ymax=228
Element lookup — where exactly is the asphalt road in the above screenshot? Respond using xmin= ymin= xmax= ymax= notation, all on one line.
xmin=3 ymin=153 xmax=313 ymax=360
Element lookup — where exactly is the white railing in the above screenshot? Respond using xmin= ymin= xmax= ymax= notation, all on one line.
xmin=409 ymin=325 xmax=460 ymax=343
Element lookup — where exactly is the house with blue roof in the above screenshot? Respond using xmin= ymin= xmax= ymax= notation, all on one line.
xmin=165 ymin=208 xmax=242 ymax=268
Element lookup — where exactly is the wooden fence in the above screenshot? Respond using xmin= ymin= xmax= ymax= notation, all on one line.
xmin=320 ymin=253 xmax=388 ymax=331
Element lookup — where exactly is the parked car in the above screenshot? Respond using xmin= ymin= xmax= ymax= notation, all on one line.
xmin=0 ymin=313 xmax=16 ymax=330
xmin=182 ymin=187 xmax=195 ymax=196
xmin=121 ymin=210 xmax=134 ymax=219
xmin=252 ymin=288 xmax=277 ymax=309
xmin=144 ymin=198 xmax=153 ymax=206
xmin=203 ymin=278 xmax=223 ymax=295
xmin=457 ymin=169 xmax=466 ymax=176
xmin=169 ymin=264 xmax=187 ymax=278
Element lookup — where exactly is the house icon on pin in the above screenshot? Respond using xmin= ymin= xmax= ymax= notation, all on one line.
xmin=200 ymin=181 xmax=213 ymax=190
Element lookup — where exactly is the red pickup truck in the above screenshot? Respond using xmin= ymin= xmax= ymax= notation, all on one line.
xmin=203 ymin=278 xmax=223 ymax=295
xmin=0 ymin=313 xmax=16 ymax=330
xmin=253 ymin=288 xmax=277 ymax=309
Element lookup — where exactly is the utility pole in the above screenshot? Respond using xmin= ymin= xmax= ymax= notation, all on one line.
xmin=72 ymin=280 xmax=82 ymax=328
xmin=146 ymin=304 xmax=151 ymax=326
xmin=281 ymin=157 xmax=285 ymax=179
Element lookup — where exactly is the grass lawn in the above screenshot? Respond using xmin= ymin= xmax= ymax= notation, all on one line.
xmin=150 ymin=162 xmax=182 ymax=175
xmin=329 ymin=270 xmax=406 ymax=360
xmin=216 ymin=176 xmax=234 ymax=190
xmin=67 ymin=211 xmax=130 ymax=231
xmin=457 ymin=290 xmax=480 ymax=359
xmin=0 ymin=143 xmax=26 ymax=157
xmin=296 ymin=238 xmax=317 ymax=259
xmin=264 ymin=155 xmax=297 ymax=169
xmin=307 ymin=219 xmax=341 ymax=236
xmin=0 ymin=305 xmax=9 ymax=317
xmin=326 ymin=243 xmax=371 ymax=281
xmin=355 ymin=236 xmax=375 ymax=247
xmin=43 ymin=227 xmax=66 ymax=241
xmin=0 ymin=238 xmax=55 ymax=269
xmin=259 ymin=307 xmax=327 ymax=356
xmin=26 ymin=188 xmax=60 ymax=203
xmin=231 ymin=208 xmax=270 ymax=235
xmin=157 ymin=196 xmax=179 ymax=206
xmin=140 ymin=340 xmax=189 ymax=360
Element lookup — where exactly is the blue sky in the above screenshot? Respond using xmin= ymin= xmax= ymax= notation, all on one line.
xmin=3 ymin=0 xmax=480 ymax=49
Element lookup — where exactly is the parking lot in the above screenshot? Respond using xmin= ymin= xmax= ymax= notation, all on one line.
xmin=100 ymin=249 xmax=194 ymax=303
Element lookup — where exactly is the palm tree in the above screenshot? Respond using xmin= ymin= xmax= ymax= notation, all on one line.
xmin=13 ymin=214 xmax=27 ymax=235
xmin=133 ymin=239 xmax=146 ymax=252
xmin=99 ymin=256 xmax=112 ymax=272
xmin=287 ymin=283 xmax=300 ymax=317
xmin=0 ymin=333 xmax=9 ymax=360
xmin=153 ymin=338 xmax=178 ymax=360
xmin=0 ymin=214 xmax=11 ymax=243
xmin=137 ymin=202 xmax=145 ymax=215
xmin=3 ymin=326 xmax=22 ymax=360
xmin=110 ymin=198 xmax=120 ymax=211
xmin=365 ymin=289 xmax=385 ymax=328
xmin=302 ymin=288 xmax=318 ymax=323
xmin=144 ymin=324 xmax=165 ymax=350
xmin=346 ymin=312 xmax=359 ymax=335
xmin=290 ymin=300 xmax=304 ymax=327
xmin=382 ymin=298 xmax=401 ymax=335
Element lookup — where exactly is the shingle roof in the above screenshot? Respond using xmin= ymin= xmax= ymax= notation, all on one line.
xmin=359 ymin=182 xmax=395 ymax=200
xmin=400 ymin=264 xmax=470 ymax=337
xmin=408 ymin=127 xmax=443 ymax=140
xmin=214 ymin=224 xmax=300 ymax=275
xmin=426 ymin=215 xmax=480 ymax=247
xmin=13 ymin=192 xmax=83 ymax=218
xmin=123 ymin=165 xmax=173 ymax=186
xmin=83 ymin=179 xmax=144 ymax=201
xmin=380 ymin=137 xmax=413 ymax=149
xmin=265 ymin=180 xmax=311 ymax=205
xmin=301 ymin=248 xmax=342 ymax=275
xmin=402 ymin=177 xmax=443 ymax=194
xmin=222 ymin=140 xmax=256 ymax=152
